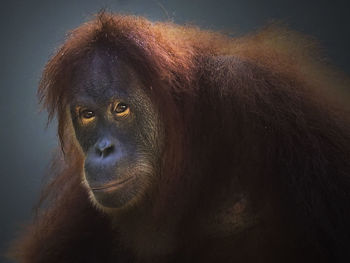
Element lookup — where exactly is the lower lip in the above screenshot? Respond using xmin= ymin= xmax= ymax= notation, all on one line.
xmin=91 ymin=176 xmax=134 ymax=192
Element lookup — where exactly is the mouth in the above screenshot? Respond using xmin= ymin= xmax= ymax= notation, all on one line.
xmin=91 ymin=176 xmax=134 ymax=192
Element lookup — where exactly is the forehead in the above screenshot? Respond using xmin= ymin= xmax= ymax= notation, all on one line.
xmin=70 ymin=48 xmax=139 ymax=104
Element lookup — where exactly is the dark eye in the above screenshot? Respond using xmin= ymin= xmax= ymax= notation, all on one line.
xmin=114 ymin=103 xmax=128 ymax=113
xmin=113 ymin=102 xmax=130 ymax=117
xmin=80 ymin=109 xmax=95 ymax=119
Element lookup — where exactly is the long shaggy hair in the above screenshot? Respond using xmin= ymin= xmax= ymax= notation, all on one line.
xmin=9 ymin=12 xmax=350 ymax=262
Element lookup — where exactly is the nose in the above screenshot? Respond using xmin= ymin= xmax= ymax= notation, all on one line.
xmin=85 ymin=137 xmax=122 ymax=185
xmin=94 ymin=138 xmax=115 ymax=158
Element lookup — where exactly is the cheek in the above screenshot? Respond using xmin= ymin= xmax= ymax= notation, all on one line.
xmin=134 ymin=116 xmax=162 ymax=154
xmin=72 ymin=124 xmax=97 ymax=153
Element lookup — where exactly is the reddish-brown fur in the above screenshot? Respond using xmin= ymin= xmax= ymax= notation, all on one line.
xmin=9 ymin=12 xmax=350 ymax=262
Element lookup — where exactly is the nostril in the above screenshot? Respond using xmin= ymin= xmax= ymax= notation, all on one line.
xmin=102 ymin=145 xmax=114 ymax=157
xmin=94 ymin=139 xmax=115 ymax=158
xmin=95 ymin=148 xmax=103 ymax=157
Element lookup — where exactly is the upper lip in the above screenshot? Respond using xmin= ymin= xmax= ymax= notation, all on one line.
xmin=91 ymin=176 xmax=133 ymax=191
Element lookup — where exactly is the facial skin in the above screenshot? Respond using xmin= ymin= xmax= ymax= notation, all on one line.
xmin=69 ymin=48 xmax=162 ymax=210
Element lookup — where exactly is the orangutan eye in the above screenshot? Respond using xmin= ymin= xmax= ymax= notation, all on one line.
xmin=113 ymin=102 xmax=130 ymax=117
xmin=80 ymin=109 xmax=95 ymax=119
xmin=76 ymin=107 xmax=96 ymax=125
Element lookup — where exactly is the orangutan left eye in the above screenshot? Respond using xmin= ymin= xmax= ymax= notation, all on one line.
xmin=113 ymin=102 xmax=130 ymax=117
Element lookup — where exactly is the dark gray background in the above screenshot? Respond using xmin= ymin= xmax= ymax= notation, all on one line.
xmin=1 ymin=0 xmax=349 ymax=261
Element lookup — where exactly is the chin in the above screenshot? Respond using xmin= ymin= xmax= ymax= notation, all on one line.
xmin=83 ymin=174 xmax=145 ymax=212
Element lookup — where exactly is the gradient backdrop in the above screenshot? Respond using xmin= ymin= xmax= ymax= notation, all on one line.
xmin=1 ymin=0 xmax=350 ymax=262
